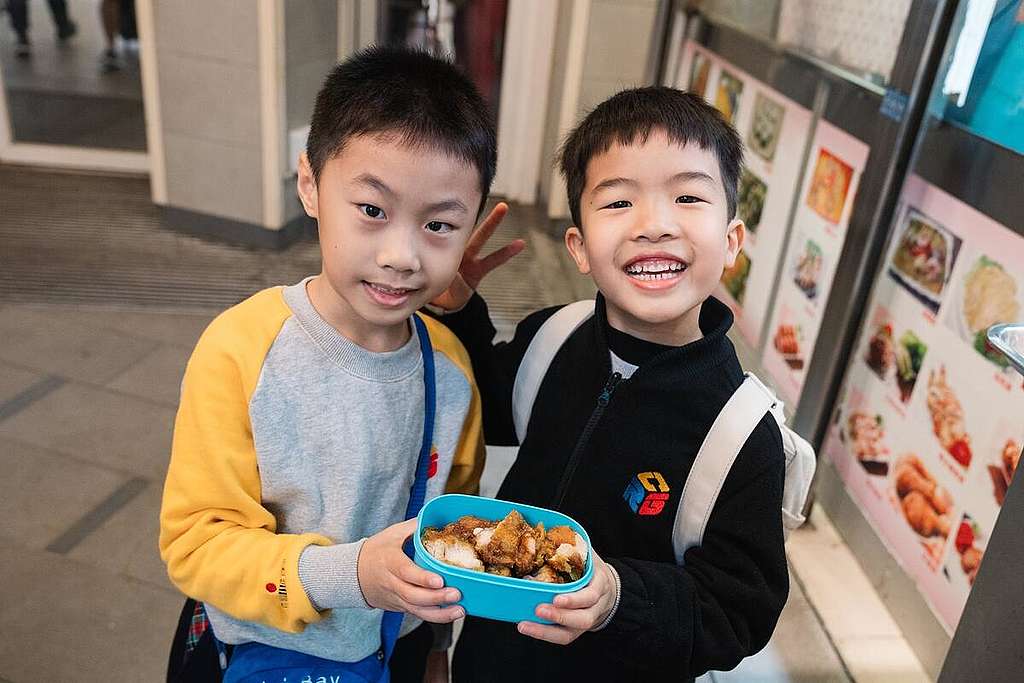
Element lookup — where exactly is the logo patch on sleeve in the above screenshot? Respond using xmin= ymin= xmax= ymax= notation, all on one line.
xmin=427 ymin=447 xmax=439 ymax=479
xmin=623 ymin=471 xmax=670 ymax=516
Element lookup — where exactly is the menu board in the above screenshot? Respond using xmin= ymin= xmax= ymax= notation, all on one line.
xmin=676 ymin=41 xmax=814 ymax=349
xmin=821 ymin=174 xmax=1024 ymax=632
xmin=761 ymin=122 xmax=870 ymax=404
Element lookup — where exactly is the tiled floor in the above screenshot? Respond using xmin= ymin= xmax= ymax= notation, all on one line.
xmin=0 ymin=169 xmax=924 ymax=681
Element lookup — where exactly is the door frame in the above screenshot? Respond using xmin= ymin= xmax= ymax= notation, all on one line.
xmin=0 ymin=0 xmax=151 ymax=175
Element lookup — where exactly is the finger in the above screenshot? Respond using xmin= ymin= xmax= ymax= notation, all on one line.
xmin=396 ymin=560 xmax=446 ymax=590
xmin=517 ymin=620 xmax=581 ymax=645
xmin=476 ymin=239 xmax=526 ymax=275
xmin=551 ymin=583 xmax=601 ymax=610
xmin=389 ymin=517 xmax=420 ymax=541
xmin=465 ymin=202 xmax=509 ymax=257
xmin=408 ymin=603 xmax=466 ymax=624
xmin=537 ymin=603 xmax=601 ymax=632
xmin=396 ymin=581 xmax=461 ymax=608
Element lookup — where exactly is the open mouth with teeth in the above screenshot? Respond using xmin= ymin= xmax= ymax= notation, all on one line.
xmin=624 ymin=258 xmax=688 ymax=282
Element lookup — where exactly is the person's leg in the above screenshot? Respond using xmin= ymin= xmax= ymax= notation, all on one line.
xmin=99 ymin=0 xmax=120 ymax=71
xmin=8 ymin=0 xmax=29 ymax=44
xmin=389 ymin=621 xmax=434 ymax=683
xmin=46 ymin=0 xmax=76 ymax=41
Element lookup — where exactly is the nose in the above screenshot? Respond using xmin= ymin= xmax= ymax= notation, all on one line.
xmin=376 ymin=225 xmax=421 ymax=273
xmin=632 ymin=200 xmax=679 ymax=242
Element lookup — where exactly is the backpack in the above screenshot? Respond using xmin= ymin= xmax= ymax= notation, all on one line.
xmin=511 ymin=300 xmax=816 ymax=562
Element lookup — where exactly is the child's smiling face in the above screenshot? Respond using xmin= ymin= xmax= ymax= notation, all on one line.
xmin=298 ymin=134 xmax=481 ymax=351
xmin=565 ymin=130 xmax=744 ymax=346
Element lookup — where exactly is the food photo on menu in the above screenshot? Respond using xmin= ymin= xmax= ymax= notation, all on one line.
xmin=987 ymin=436 xmax=1021 ymax=506
xmin=714 ymin=69 xmax=743 ymax=124
xmin=772 ymin=320 xmax=804 ymax=370
xmin=945 ymin=513 xmax=986 ymax=587
xmin=720 ymin=249 xmax=752 ymax=305
xmin=841 ymin=410 xmax=891 ymax=476
xmin=864 ymin=316 xmax=928 ymax=404
xmin=806 ymin=148 xmax=854 ymax=224
xmin=688 ymin=50 xmax=710 ymax=97
xmin=892 ymin=454 xmax=954 ymax=561
xmin=888 ymin=208 xmax=962 ymax=313
xmin=793 ymin=238 xmax=823 ymax=302
xmin=737 ymin=168 xmax=767 ymax=235
xmin=926 ymin=365 xmax=973 ymax=469
xmin=945 ymin=253 xmax=1021 ymax=370
xmin=747 ymin=92 xmax=785 ymax=162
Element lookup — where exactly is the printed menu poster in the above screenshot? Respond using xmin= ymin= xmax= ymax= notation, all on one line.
xmin=676 ymin=41 xmax=814 ymax=349
xmin=821 ymin=174 xmax=1024 ymax=632
xmin=761 ymin=121 xmax=870 ymax=404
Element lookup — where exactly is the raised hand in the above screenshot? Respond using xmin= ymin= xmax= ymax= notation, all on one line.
xmin=431 ymin=202 xmax=526 ymax=312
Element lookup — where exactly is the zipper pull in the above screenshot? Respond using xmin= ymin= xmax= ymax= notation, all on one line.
xmin=598 ymin=372 xmax=623 ymax=406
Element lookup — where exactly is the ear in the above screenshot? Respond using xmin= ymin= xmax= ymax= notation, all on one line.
xmin=723 ymin=218 xmax=745 ymax=269
xmin=564 ymin=226 xmax=591 ymax=274
xmin=296 ymin=152 xmax=319 ymax=220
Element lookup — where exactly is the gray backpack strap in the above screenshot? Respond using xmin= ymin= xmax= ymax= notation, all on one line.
xmin=672 ymin=373 xmax=774 ymax=564
xmin=512 ymin=300 xmax=595 ymax=443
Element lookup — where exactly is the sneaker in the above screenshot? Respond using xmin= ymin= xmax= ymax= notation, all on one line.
xmin=58 ymin=21 xmax=77 ymax=43
xmin=15 ymin=39 xmax=30 ymax=59
xmin=101 ymin=48 xmax=121 ymax=72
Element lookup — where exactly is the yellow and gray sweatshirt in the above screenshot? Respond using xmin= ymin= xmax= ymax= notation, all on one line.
xmin=159 ymin=279 xmax=484 ymax=662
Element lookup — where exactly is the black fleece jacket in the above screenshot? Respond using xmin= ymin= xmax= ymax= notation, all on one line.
xmin=440 ymin=293 xmax=788 ymax=682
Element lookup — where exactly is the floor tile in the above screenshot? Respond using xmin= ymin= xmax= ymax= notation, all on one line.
xmin=0 ymin=383 xmax=175 ymax=479
xmin=834 ymin=636 xmax=931 ymax=683
xmin=70 ymin=483 xmax=175 ymax=593
xmin=106 ymin=344 xmax=191 ymax=407
xmin=0 ymin=307 xmax=158 ymax=384
xmin=0 ymin=438 xmax=128 ymax=551
xmin=0 ymin=363 xmax=43 ymax=405
xmin=41 ymin=307 xmax=216 ymax=349
xmin=0 ymin=537 xmax=180 ymax=682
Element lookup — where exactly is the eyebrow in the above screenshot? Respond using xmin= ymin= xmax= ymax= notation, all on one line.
xmin=590 ymin=176 xmax=637 ymax=195
xmin=590 ymin=170 xmax=718 ymax=196
xmin=353 ymin=173 xmax=394 ymax=196
xmin=353 ymin=174 xmax=468 ymax=214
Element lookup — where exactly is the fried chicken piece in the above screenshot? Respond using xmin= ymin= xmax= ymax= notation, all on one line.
xmin=543 ymin=525 xmax=589 ymax=582
xmin=894 ymin=455 xmax=952 ymax=514
xmin=422 ymin=529 xmax=484 ymax=572
xmin=527 ymin=565 xmax=566 ymax=584
xmin=440 ymin=515 xmax=495 ymax=543
xmin=901 ymin=491 xmax=950 ymax=538
xmin=476 ymin=510 xmax=545 ymax=575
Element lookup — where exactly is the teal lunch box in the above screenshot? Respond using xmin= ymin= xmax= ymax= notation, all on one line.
xmin=413 ymin=493 xmax=593 ymax=624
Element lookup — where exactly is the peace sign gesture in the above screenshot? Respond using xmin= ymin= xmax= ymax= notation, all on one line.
xmin=431 ymin=202 xmax=526 ymax=312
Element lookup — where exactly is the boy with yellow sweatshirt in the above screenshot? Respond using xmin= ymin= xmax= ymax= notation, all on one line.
xmin=159 ymin=46 xmax=497 ymax=682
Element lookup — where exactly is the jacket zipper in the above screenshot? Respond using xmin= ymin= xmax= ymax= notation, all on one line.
xmin=552 ymin=371 xmax=622 ymax=509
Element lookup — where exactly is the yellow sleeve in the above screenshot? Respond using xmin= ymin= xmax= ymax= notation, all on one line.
xmin=421 ymin=314 xmax=486 ymax=495
xmin=159 ymin=288 xmax=332 ymax=633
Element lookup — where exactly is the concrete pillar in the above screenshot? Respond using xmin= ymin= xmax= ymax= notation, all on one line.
xmin=146 ymin=0 xmax=337 ymax=249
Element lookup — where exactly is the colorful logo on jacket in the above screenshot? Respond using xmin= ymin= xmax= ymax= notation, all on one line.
xmin=427 ymin=447 xmax=439 ymax=479
xmin=623 ymin=471 xmax=670 ymax=516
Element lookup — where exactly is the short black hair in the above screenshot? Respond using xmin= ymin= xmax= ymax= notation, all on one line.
xmin=558 ymin=86 xmax=743 ymax=228
xmin=307 ymin=45 xmax=497 ymax=202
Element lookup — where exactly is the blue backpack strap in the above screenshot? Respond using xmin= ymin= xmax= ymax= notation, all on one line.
xmin=379 ymin=313 xmax=437 ymax=664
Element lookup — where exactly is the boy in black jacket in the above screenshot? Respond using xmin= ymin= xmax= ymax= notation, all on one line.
xmin=433 ymin=87 xmax=788 ymax=682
